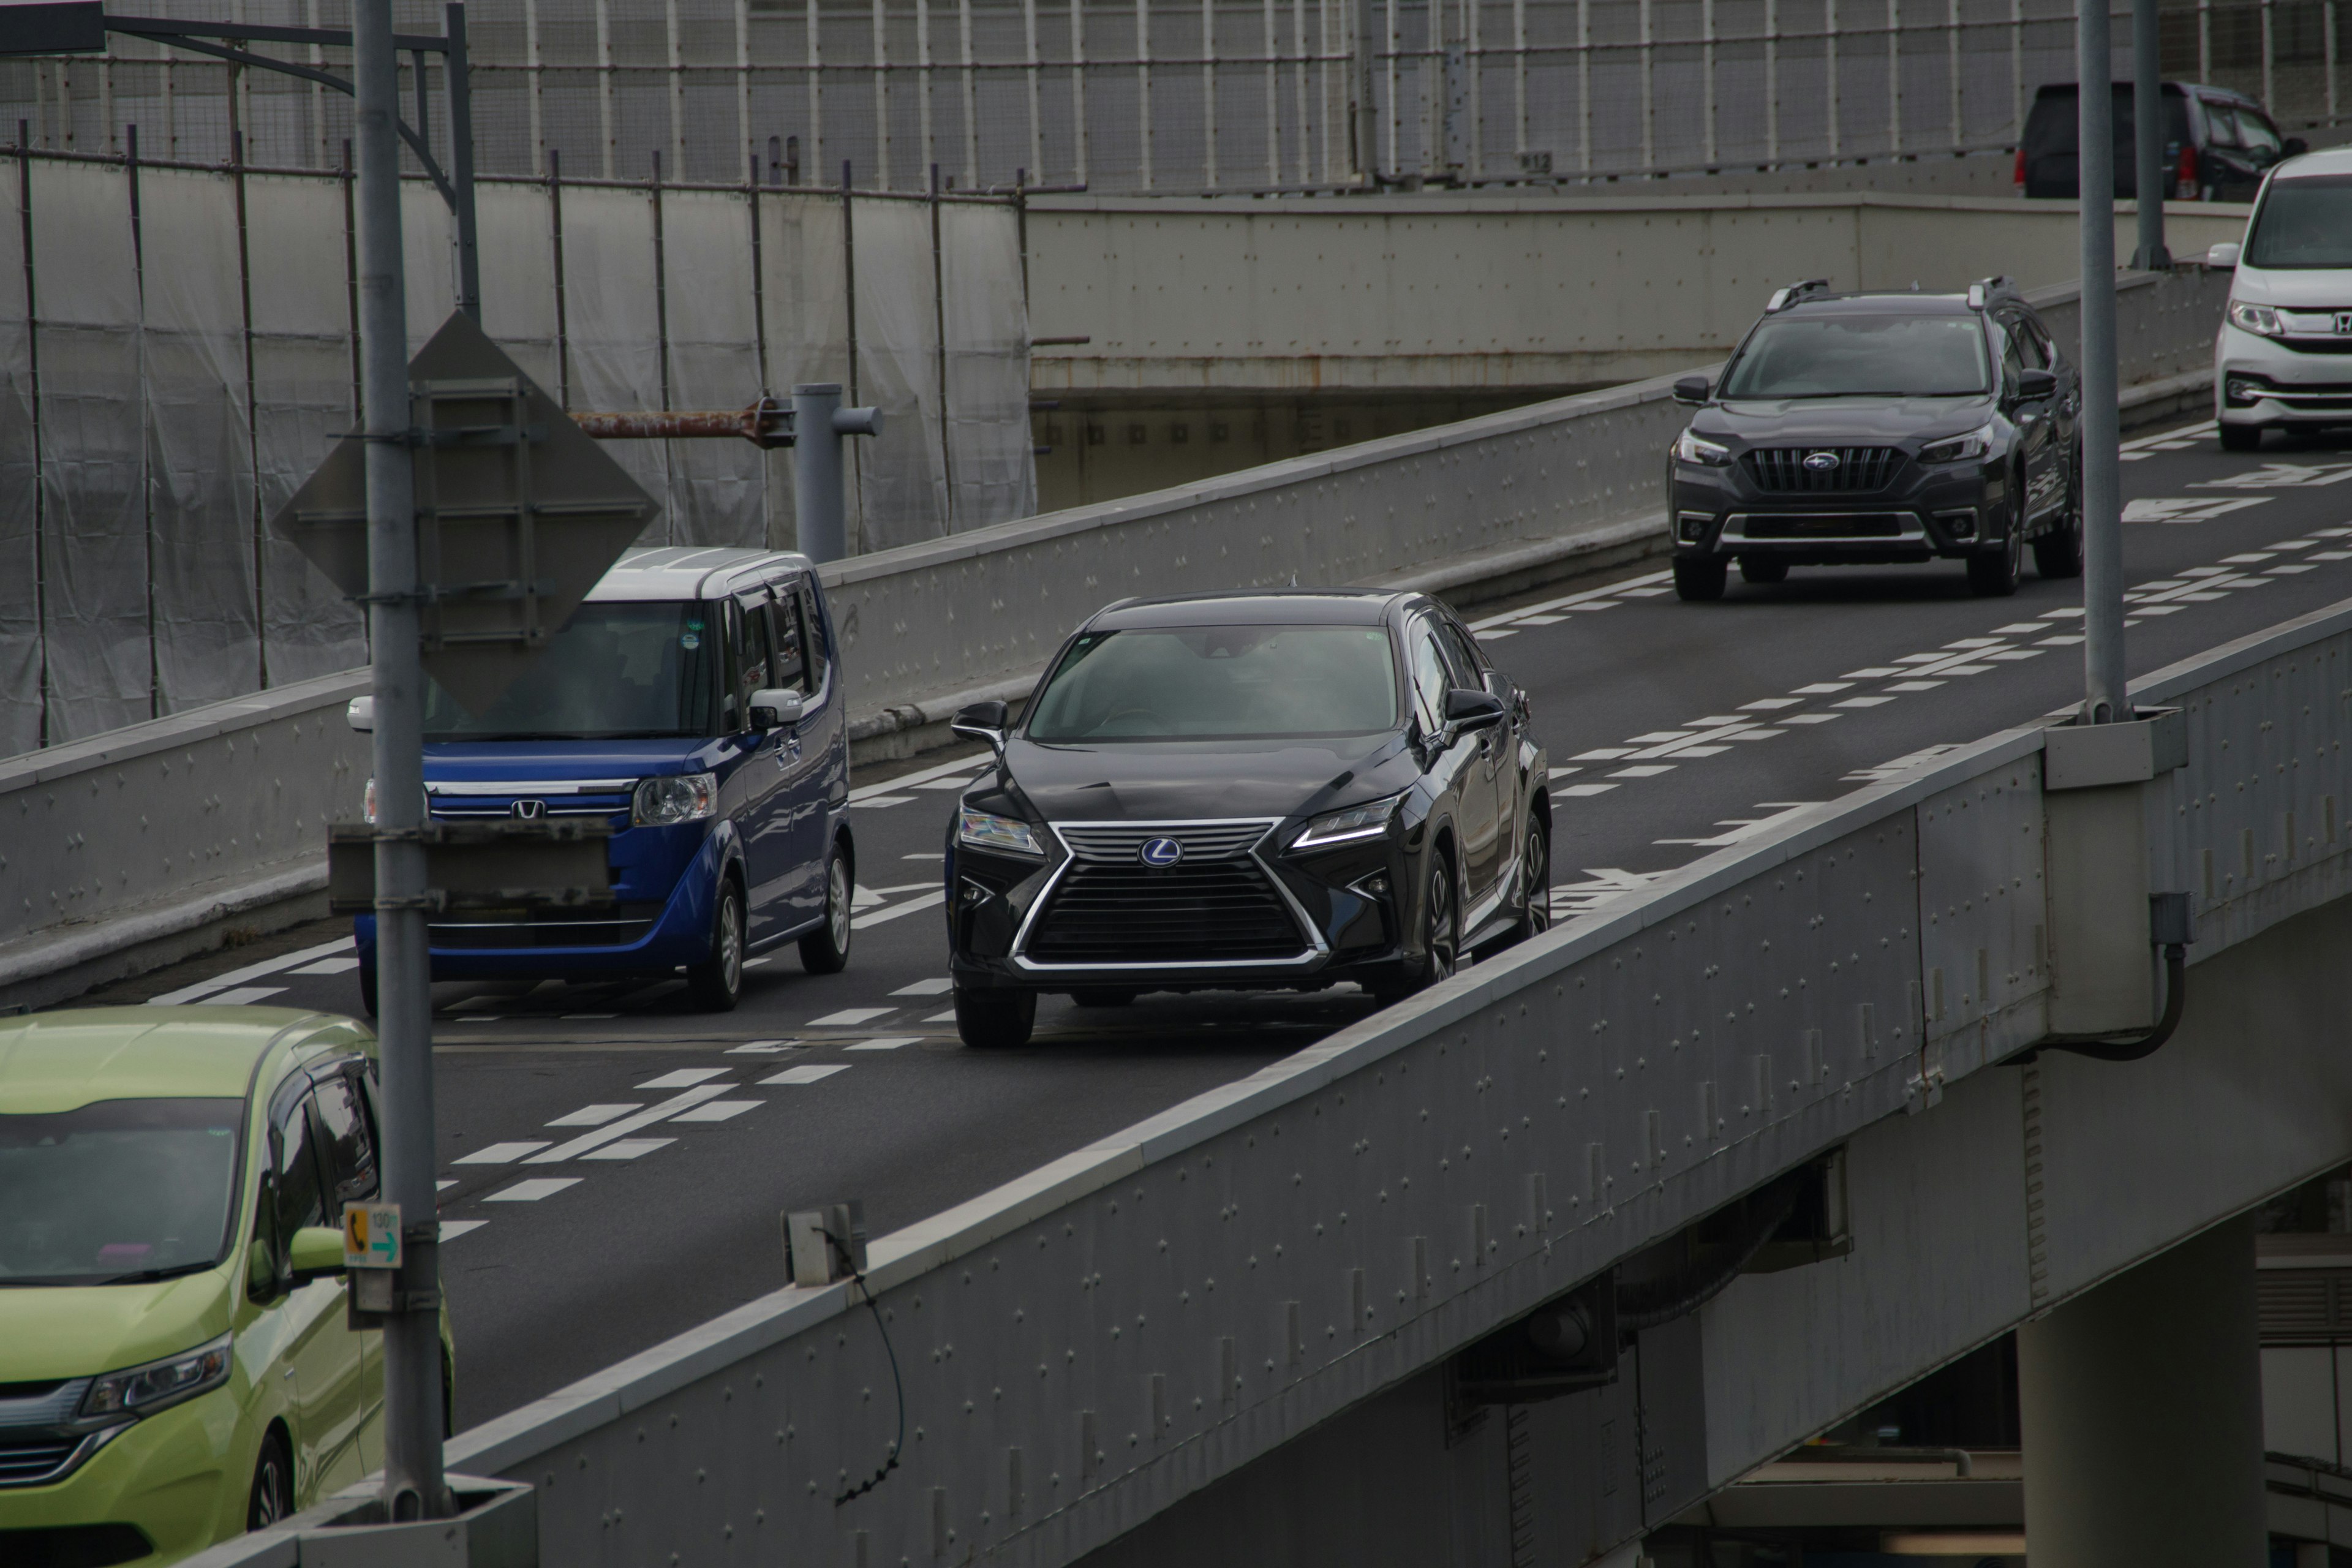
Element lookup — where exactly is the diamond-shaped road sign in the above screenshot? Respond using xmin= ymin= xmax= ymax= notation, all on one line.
xmin=272 ymin=310 xmax=658 ymax=714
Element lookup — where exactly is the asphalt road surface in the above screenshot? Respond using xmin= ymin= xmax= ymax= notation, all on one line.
xmin=74 ymin=415 xmax=2352 ymax=1428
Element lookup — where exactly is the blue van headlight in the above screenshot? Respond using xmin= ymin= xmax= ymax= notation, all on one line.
xmin=633 ymin=772 xmax=718 ymax=827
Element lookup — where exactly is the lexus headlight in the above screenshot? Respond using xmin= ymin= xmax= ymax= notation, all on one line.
xmin=1293 ymin=792 xmax=1404 ymax=849
xmin=633 ymin=772 xmax=718 ymax=827
xmin=1918 ymin=422 xmax=1997 ymax=464
xmin=1673 ymin=429 xmax=1732 ymax=467
xmin=957 ymin=809 xmax=1046 ymax=857
xmin=80 ymin=1334 xmax=233 ymax=1421
xmin=2229 ymin=300 xmax=2284 ymax=337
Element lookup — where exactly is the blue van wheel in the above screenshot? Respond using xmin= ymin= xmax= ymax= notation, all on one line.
xmin=687 ymin=880 xmax=746 ymax=1012
xmin=799 ymin=847 xmax=853 ymax=975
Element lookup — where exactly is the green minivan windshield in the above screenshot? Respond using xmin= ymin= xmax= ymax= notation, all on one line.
xmin=423 ymin=600 xmax=722 ymax=740
xmin=0 ymin=1099 xmax=244 ymax=1286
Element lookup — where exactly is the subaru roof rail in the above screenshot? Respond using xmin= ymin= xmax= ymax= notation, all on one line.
xmin=1965 ymin=275 xmax=2016 ymax=309
xmin=1765 ymin=278 xmax=1835 ymax=314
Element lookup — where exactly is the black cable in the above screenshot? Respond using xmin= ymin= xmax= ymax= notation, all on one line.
xmin=2040 ymin=943 xmax=2187 ymax=1063
xmin=1616 ymin=1175 xmax=1802 ymax=1335
xmin=830 ymin=1229 xmax=906 ymax=1506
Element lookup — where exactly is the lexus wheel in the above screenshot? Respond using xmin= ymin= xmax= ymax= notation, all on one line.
xmin=687 ymin=878 xmax=746 ymax=1012
xmin=247 ymin=1431 xmax=294 ymax=1531
xmin=1510 ymin=817 xmax=1551 ymax=943
xmin=954 ymin=984 xmax=1036 ymax=1048
xmin=1420 ymin=851 xmax=1459 ymax=986
xmin=1673 ymin=557 xmax=1728 ymax=602
xmin=799 ymin=845 xmax=853 ymax=974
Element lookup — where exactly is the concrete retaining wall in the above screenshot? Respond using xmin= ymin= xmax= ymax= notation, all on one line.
xmin=0 ymin=265 xmax=2229 ymax=1008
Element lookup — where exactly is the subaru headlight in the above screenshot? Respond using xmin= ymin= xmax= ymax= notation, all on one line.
xmin=632 ymin=772 xmax=718 ymax=827
xmin=1673 ymin=429 xmax=1732 ymax=467
xmin=80 ymin=1333 xmax=233 ymax=1422
xmin=1293 ymin=792 xmax=1405 ymax=849
xmin=957 ymin=808 xmax=1045 ymax=857
xmin=1918 ymin=422 xmax=1997 ymax=464
xmin=2228 ymin=300 xmax=2284 ymax=337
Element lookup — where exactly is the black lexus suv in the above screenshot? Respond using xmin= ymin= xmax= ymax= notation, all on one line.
xmin=1667 ymin=277 xmax=2085 ymax=601
xmin=940 ymin=590 xmax=1552 ymax=1048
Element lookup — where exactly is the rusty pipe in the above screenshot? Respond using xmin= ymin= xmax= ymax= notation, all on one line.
xmin=570 ymin=395 xmax=790 ymax=448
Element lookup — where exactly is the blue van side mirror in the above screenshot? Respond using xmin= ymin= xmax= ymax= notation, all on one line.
xmin=749 ymin=689 xmax=805 ymax=731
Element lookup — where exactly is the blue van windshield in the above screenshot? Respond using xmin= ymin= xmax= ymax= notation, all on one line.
xmin=424 ymin=600 xmax=722 ymax=740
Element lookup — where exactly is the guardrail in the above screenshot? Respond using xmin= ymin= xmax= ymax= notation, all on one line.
xmin=174 ymin=594 xmax=2351 ymax=1568
xmin=0 ymin=266 xmax=2228 ymax=1009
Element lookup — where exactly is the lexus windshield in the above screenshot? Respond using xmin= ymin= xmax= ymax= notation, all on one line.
xmin=2245 ymin=175 xmax=2352 ymax=269
xmin=424 ymin=600 xmax=722 ymax=740
xmin=1721 ymin=315 xmax=1993 ymax=399
xmin=0 ymin=1099 xmax=244 ymax=1286
xmin=1025 ymin=624 xmax=1400 ymax=742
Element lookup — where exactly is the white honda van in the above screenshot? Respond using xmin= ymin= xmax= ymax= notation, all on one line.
xmin=2209 ymin=145 xmax=2352 ymax=450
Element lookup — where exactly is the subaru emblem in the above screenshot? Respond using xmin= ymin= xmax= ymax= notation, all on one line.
xmin=1802 ymin=450 xmax=1840 ymax=472
xmin=510 ymin=798 xmax=547 ymax=820
xmin=1139 ymin=836 xmax=1183 ymax=867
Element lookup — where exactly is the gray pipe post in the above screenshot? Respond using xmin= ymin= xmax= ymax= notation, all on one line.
xmin=444 ymin=1 xmax=481 ymax=319
xmin=2131 ymin=0 xmax=2169 ymax=270
xmin=355 ymin=0 xmax=450 ymax=1521
xmin=791 ymin=383 xmax=883 ymax=564
xmin=1353 ymin=0 xmax=1379 ymax=185
xmin=2079 ymin=0 xmax=2128 ymax=725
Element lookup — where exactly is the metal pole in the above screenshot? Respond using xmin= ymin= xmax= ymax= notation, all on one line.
xmin=2132 ymin=0 xmax=2168 ymax=269
xmin=2080 ymin=0 xmax=2127 ymax=725
xmin=794 ymin=383 xmax=847 ymax=562
xmin=355 ymin=0 xmax=448 ymax=1521
xmin=1354 ymin=0 xmax=1376 ymax=182
xmin=445 ymin=2 xmax=480 ymax=320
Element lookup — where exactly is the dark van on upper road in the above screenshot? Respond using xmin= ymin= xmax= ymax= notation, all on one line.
xmin=2018 ymin=80 xmax=2302 ymax=202
xmin=346 ymin=546 xmax=853 ymax=1014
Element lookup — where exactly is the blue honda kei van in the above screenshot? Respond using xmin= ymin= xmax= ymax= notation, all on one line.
xmin=350 ymin=547 xmax=853 ymax=1013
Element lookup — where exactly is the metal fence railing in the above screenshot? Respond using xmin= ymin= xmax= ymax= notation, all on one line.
xmin=1 ymin=0 xmax=2345 ymax=197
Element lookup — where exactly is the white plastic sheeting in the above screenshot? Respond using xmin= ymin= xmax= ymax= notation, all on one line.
xmin=0 ymin=150 xmax=1033 ymax=757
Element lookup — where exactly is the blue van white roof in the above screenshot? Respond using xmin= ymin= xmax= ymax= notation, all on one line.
xmin=587 ymin=546 xmax=816 ymax=602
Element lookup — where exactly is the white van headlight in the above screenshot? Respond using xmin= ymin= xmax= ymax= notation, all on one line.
xmin=2228 ymin=301 xmax=2285 ymax=337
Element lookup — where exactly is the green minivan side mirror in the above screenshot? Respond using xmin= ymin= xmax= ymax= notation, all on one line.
xmin=287 ymin=1226 xmax=349 ymax=1284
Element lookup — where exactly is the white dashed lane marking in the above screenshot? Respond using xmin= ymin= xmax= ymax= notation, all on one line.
xmin=453 ymin=1142 xmax=551 ymax=1166
xmin=487 ymin=1179 xmax=581 ymax=1202
xmin=760 ymin=1064 xmax=853 ymax=1085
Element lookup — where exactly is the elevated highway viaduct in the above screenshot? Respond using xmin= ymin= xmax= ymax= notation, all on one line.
xmin=139 ymin=409 xmax=2352 ymax=1567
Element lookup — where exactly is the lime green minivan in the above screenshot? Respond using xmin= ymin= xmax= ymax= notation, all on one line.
xmin=0 ymin=1007 xmax=450 ymax=1566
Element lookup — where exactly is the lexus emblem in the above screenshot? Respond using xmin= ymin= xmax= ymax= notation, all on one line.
xmin=1139 ymin=837 xmax=1183 ymax=867
xmin=1802 ymin=450 xmax=1841 ymax=472
xmin=510 ymin=799 xmax=547 ymax=820
xmin=2335 ymin=312 xmax=2352 ymax=336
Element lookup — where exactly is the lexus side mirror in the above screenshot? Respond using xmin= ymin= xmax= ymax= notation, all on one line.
xmin=1443 ymin=688 xmax=1508 ymax=731
xmin=748 ymin=688 xmax=805 ymax=731
xmin=2206 ymin=241 xmax=2241 ymax=270
xmin=345 ymin=695 xmax=375 ymax=733
xmin=2015 ymin=368 xmax=2058 ymax=401
xmin=1672 ymin=375 xmax=1712 ymax=405
xmin=952 ymin=699 xmax=1011 ymax=753
xmin=287 ymin=1226 xmax=349 ymax=1284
